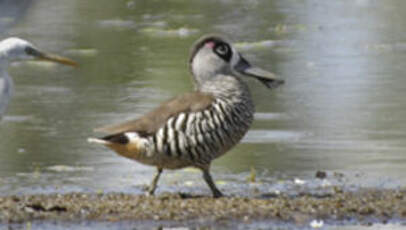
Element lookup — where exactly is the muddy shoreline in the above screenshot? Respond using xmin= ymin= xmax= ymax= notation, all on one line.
xmin=1 ymin=188 xmax=406 ymax=225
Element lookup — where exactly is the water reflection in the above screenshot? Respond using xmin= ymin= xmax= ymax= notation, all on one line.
xmin=1 ymin=0 xmax=406 ymax=197
xmin=0 ymin=0 xmax=32 ymax=34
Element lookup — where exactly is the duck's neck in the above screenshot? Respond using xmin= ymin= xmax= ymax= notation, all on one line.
xmin=197 ymin=74 xmax=252 ymax=101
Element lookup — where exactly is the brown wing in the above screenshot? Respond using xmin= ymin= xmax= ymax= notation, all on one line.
xmin=95 ymin=91 xmax=215 ymax=137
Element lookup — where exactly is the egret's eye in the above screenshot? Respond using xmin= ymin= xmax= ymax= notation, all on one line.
xmin=25 ymin=46 xmax=39 ymax=56
xmin=215 ymin=44 xmax=228 ymax=55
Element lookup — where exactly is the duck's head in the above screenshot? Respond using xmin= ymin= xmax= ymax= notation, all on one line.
xmin=189 ymin=35 xmax=283 ymax=89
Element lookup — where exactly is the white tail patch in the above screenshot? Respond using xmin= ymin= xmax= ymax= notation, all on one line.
xmin=88 ymin=133 xmax=150 ymax=158
xmin=87 ymin=137 xmax=110 ymax=145
xmin=124 ymin=132 xmax=140 ymax=142
xmin=125 ymin=132 xmax=151 ymax=157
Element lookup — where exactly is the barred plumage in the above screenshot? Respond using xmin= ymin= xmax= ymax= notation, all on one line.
xmin=88 ymin=35 xmax=283 ymax=197
xmin=144 ymin=95 xmax=254 ymax=167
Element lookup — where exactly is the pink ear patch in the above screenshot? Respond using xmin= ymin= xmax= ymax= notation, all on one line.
xmin=205 ymin=41 xmax=215 ymax=48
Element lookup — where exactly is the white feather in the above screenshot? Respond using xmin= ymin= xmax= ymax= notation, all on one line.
xmin=87 ymin=138 xmax=109 ymax=145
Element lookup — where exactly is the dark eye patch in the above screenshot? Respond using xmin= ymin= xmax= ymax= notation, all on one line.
xmin=213 ymin=42 xmax=232 ymax=62
xmin=25 ymin=46 xmax=40 ymax=56
xmin=189 ymin=35 xmax=233 ymax=68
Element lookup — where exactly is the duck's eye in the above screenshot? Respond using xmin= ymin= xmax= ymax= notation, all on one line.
xmin=215 ymin=44 xmax=228 ymax=55
xmin=213 ymin=43 xmax=232 ymax=62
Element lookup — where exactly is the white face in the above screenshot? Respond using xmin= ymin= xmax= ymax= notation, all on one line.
xmin=0 ymin=37 xmax=37 ymax=62
xmin=192 ymin=46 xmax=228 ymax=74
xmin=191 ymin=39 xmax=239 ymax=86
xmin=190 ymin=36 xmax=283 ymax=89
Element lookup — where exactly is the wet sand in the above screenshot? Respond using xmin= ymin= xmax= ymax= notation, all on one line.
xmin=1 ymin=188 xmax=405 ymax=225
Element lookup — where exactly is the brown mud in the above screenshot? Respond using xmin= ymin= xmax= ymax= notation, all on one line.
xmin=1 ymin=188 xmax=405 ymax=225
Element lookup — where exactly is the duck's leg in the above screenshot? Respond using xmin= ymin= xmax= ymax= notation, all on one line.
xmin=201 ymin=165 xmax=223 ymax=198
xmin=147 ymin=167 xmax=163 ymax=195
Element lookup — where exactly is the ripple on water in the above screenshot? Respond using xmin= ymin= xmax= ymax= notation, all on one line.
xmin=293 ymin=139 xmax=406 ymax=152
xmin=254 ymin=112 xmax=288 ymax=120
xmin=139 ymin=27 xmax=199 ymax=38
xmin=2 ymin=115 xmax=34 ymax=123
xmin=46 ymin=165 xmax=94 ymax=173
xmin=243 ymin=130 xmax=306 ymax=143
xmin=234 ymin=40 xmax=279 ymax=51
xmin=97 ymin=19 xmax=136 ymax=29
xmin=65 ymin=48 xmax=98 ymax=57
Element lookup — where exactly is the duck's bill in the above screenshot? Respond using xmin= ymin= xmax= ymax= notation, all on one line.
xmin=37 ymin=52 xmax=77 ymax=67
xmin=235 ymin=56 xmax=284 ymax=89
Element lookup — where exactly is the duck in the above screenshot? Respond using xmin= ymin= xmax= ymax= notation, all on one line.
xmin=88 ymin=35 xmax=284 ymax=197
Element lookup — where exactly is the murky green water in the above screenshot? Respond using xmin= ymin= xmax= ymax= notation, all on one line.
xmin=2 ymin=0 xmax=406 ymax=228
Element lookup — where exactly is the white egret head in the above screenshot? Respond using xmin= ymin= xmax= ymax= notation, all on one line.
xmin=0 ymin=37 xmax=77 ymax=67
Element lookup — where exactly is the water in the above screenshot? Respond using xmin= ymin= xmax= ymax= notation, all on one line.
xmin=1 ymin=0 xmax=406 ymax=227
